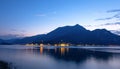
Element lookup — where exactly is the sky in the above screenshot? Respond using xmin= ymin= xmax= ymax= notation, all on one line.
xmin=0 ymin=0 xmax=120 ymax=39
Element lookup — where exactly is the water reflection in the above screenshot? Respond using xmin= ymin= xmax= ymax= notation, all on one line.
xmin=40 ymin=46 xmax=43 ymax=54
xmin=35 ymin=46 xmax=114 ymax=63
xmin=60 ymin=47 xmax=69 ymax=55
xmin=1 ymin=45 xmax=120 ymax=69
xmin=38 ymin=46 xmax=70 ymax=55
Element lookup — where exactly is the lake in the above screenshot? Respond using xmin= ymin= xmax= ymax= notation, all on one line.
xmin=0 ymin=45 xmax=120 ymax=69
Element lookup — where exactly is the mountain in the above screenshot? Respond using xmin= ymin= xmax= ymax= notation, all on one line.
xmin=0 ymin=39 xmax=3 ymax=43
xmin=11 ymin=24 xmax=120 ymax=45
xmin=13 ymin=34 xmax=46 ymax=44
xmin=91 ymin=29 xmax=120 ymax=45
xmin=0 ymin=39 xmax=11 ymax=45
xmin=44 ymin=24 xmax=92 ymax=44
xmin=44 ymin=24 xmax=88 ymax=42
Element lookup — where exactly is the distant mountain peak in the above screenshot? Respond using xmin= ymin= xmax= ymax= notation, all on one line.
xmin=74 ymin=24 xmax=80 ymax=26
xmin=73 ymin=24 xmax=86 ymax=30
xmin=50 ymin=24 xmax=86 ymax=32
xmin=93 ymin=28 xmax=106 ymax=31
xmin=93 ymin=29 xmax=110 ymax=33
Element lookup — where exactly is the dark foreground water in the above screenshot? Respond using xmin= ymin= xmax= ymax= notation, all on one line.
xmin=0 ymin=45 xmax=120 ymax=69
xmin=0 ymin=61 xmax=10 ymax=69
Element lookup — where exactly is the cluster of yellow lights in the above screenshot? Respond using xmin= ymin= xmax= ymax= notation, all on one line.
xmin=58 ymin=43 xmax=69 ymax=46
xmin=54 ymin=43 xmax=69 ymax=46
xmin=25 ymin=43 xmax=35 ymax=46
xmin=25 ymin=43 xmax=44 ymax=46
xmin=26 ymin=43 xmax=69 ymax=47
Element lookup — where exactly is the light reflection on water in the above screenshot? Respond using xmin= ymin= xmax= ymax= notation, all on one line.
xmin=38 ymin=46 xmax=69 ymax=55
xmin=0 ymin=45 xmax=120 ymax=69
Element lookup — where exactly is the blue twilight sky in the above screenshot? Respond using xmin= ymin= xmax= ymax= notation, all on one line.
xmin=0 ymin=0 xmax=120 ymax=39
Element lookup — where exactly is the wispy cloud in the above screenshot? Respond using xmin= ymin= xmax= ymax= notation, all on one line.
xmin=11 ymin=29 xmax=26 ymax=33
xmin=96 ymin=17 xmax=113 ymax=21
xmin=110 ymin=30 xmax=120 ymax=35
xmin=85 ymin=23 xmax=120 ymax=35
xmin=96 ymin=14 xmax=120 ymax=21
xmin=85 ymin=22 xmax=120 ymax=31
xmin=104 ymin=22 xmax=120 ymax=25
xmin=96 ymin=9 xmax=120 ymax=21
xmin=35 ymin=14 xmax=46 ymax=17
xmin=0 ymin=34 xmax=24 ymax=40
xmin=107 ymin=9 xmax=120 ymax=13
xmin=35 ymin=11 xmax=57 ymax=17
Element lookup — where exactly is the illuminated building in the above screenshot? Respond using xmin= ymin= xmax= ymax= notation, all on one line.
xmin=58 ymin=43 xmax=69 ymax=46
xmin=54 ymin=44 xmax=58 ymax=46
xmin=40 ymin=43 xmax=44 ymax=46
xmin=25 ymin=43 xmax=35 ymax=46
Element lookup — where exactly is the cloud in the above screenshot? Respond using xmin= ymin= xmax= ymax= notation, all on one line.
xmin=85 ymin=21 xmax=120 ymax=35
xmin=96 ymin=14 xmax=120 ymax=21
xmin=113 ymin=13 xmax=120 ymax=19
xmin=11 ymin=29 xmax=26 ymax=33
xmin=95 ymin=9 xmax=120 ymax=21
xmin=35 ymin=11 xmax=57 ymax=17
xmin=85 ymin=22 xmax=120 ymax=31
xmin=11 ymin=29 xmax=17 ymax=31
xmin=110 ymin=30 xmax=120 ymax=35
xmin=0 ymin=29 xmax=27 ymax=40
xmin=0 ymin=34 xmax=25 ymax=40
xmin=104 ymin=22 xmax=120 ymax=25
xmin=95 ymin=17 xmax=113 ymax=21
xmin=35 ymin=14 xmax=46 ymax=17
xmin=107 ymin=9 xmax=120 ymax=13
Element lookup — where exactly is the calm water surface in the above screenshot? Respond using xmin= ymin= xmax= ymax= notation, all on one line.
xmin=0 ymin=45 xmax=120 ymax=69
